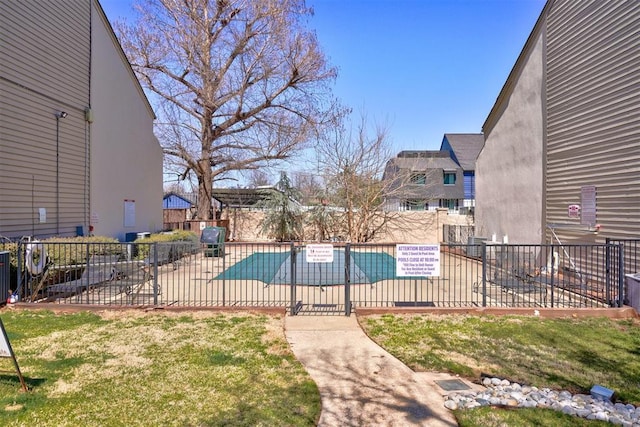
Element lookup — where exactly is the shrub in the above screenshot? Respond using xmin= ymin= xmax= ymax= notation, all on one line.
xmin=133 ymin=231 xmax=199 ymax=261
xmin=41 ymin=236 xmax=121 ymax=266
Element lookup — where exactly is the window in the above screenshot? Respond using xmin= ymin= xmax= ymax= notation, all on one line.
xmin=440 ymin=199 xmax=459 ymax=211
xmin=443 ymin=171 xmax=456 ymax=185
xmin=463 ymin=171 xmax=475 ymax=199
xmin=410 ymin=173 xmax=426 ymax=185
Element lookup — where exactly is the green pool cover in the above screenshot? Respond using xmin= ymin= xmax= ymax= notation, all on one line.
xmin=214 ymin=249 xmax=408 ymax=286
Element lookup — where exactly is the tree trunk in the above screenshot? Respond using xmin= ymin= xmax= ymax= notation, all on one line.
xmin=196 ymin=158 xmax=213 ymax=220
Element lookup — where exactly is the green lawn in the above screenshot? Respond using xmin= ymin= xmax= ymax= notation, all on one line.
xmin=2 ymin=309 xmax=637 ymax=426
xmin=0 ymin=310 xmax=320 ymax=427
xmin=361 ymin=313 xmax=640 ymax=426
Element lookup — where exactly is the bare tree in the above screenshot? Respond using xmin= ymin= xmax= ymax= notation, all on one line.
xmin=115 ymin=0 xmax=341 ymax=219
xmin=163 ymin=181 xmax=187 ymax=195
xmin=316 ymin=115 xmax=395 ymax=242
xmin=316 ymin=114 xmax=440 ymax=243
xmin=246 ymin=169 xmax=272 ymax=188
xmin=292 ymin=170 xmax=322 ymax=205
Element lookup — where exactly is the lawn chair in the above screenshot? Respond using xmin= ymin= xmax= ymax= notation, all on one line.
xmin=201 ymin=227 xmax=226 ymax=257
xmin=43 ymin=255 xmax=120 ymax=301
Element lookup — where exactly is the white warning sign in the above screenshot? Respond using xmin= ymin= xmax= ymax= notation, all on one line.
xmin=396 ymin=244 xmax=440 ymax=277
xmin=306 ymin=244 xmax=334 ymax=263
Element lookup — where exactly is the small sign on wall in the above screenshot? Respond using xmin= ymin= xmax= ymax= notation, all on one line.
xmin=568 ymin=204 xmax=581 ymax=218
xmin=306 ymin=244 xmax=334 ymax=263
xmin=124 ymin=199 xmax=136 ymax=227
xmin=581 ymin=185 xmax=597 ymax=226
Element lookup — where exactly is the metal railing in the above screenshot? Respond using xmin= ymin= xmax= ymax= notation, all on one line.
xmin=607 ymin=238 xmax=640 ymax=307
xmin=11 ymin=240 xmax=626 ymax=314
xmin=607 ymin=238 xmax=640 ymax=275
xmin=442 ymin=224 xmax=475 ymax=244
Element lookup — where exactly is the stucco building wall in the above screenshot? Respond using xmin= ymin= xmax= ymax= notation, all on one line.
xmin=475 ymin=30 xmax=545 ymax=244
xmin=222 ymin=209 xmax=472 ymax=244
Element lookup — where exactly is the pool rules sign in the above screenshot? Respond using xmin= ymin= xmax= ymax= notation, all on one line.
xmin=0 ymin=318 xmax=28 ymax=392
xmin=396 ymin=244 xmax=440 ymax=277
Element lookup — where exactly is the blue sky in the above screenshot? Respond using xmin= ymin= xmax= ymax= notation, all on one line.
xmin=100 ymin=0 xmax=546 ymax=154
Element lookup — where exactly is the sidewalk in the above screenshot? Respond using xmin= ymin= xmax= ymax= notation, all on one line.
xmin=285 ymin=315 xmax=483 ymax=426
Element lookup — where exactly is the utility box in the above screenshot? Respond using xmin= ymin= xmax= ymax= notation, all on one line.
xmin=590 ymin=384 xmax=614 ymax=402
xmin=466 ymin=236 xmax=486 ymax=258
xmin=201 ymin=227 xmax=226 ymax=257
xmin=0 ymin=252 xmax=10 ymax=301
xmin=625 ymin=273 xmax=640 ymax=312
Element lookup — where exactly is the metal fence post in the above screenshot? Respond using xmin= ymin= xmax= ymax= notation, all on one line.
xmin=221 ymin=244 xmax=226 ymax=307
xmin=290 ymin=242 xmax=296 ymax=315
xmin=85 ymin=242 xmax=91 ymax=305
xmin=605 ymin=239 xmax=611 ymax=306
xmin=152 ymin=243 xmax=159 ymax=306
xmin=345 ymin=244 xmax=351 ymax=316
xmin=16 ymin=241 xmax=23 ymax=300
xmin=153 ymin=243 xmax=159 ymax=306
xmin=549 ymin=244 xmax=555 ymax=308
xmin=481 ymin=243 xmax=487 ymax=307
xmin=618 ymin=243 xmax=625 ymax=307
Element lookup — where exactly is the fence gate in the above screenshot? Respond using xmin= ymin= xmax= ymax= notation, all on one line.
xmin=289 ymin=245 xmax=351 ymax=316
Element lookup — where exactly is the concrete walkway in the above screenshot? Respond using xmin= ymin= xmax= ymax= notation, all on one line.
xmin=285 ymin=315 xmax=483 ymax=427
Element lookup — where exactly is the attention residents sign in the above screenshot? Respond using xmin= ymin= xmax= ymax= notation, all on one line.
xmin=396 ymin=244 xmax=440 ymax=277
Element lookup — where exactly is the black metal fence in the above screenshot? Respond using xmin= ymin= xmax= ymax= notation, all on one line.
xmin=607 ymin=238 xmax=640 ymax=275
xmin=8 ymin=239 xmax=628 ymax=315
xmin=607 ymin=238 xmax=640 ymax=307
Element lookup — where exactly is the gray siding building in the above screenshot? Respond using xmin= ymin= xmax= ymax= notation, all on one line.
xmin=439 ymin=133 xmax=483 ymax=210
xmin=383 ymin=150 xmax=464 ymax=212
xmin=476 ymin=0 xmax=640 ymax=244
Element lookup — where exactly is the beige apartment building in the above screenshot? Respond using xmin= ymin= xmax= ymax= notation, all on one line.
xmin=0 ymin=0 xmax=163 ymax=241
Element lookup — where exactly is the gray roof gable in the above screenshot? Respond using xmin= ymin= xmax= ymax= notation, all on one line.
xmin=441 ymin=133 xmax=484 ymax=170
xmin=389 ymin=151 xmax=460 ymax=171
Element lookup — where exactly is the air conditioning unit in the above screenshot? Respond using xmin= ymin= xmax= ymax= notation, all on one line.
xmin=466 ymin=236 xmax=487 ymax=258
xmin=0 ymin=251 xmax=9 ymax=301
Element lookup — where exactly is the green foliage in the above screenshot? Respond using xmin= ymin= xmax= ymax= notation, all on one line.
xmin=305 ymin=203 xmax=339 ymax=241
xmin=2 ymin=237 xmax=120 ymax=283
xmin=41 ymin=236 xmax=120 ymax=266
xmin=9 ymin=233 xmax=198 ymax=275
xmin=133 ymin=231 xmax=199 ymax=261
xmin=258 ymin=172 xmax=304 ymax=242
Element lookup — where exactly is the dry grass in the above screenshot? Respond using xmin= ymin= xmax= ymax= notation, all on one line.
xmin=0 ymin=309 xmax=320 ymax=426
